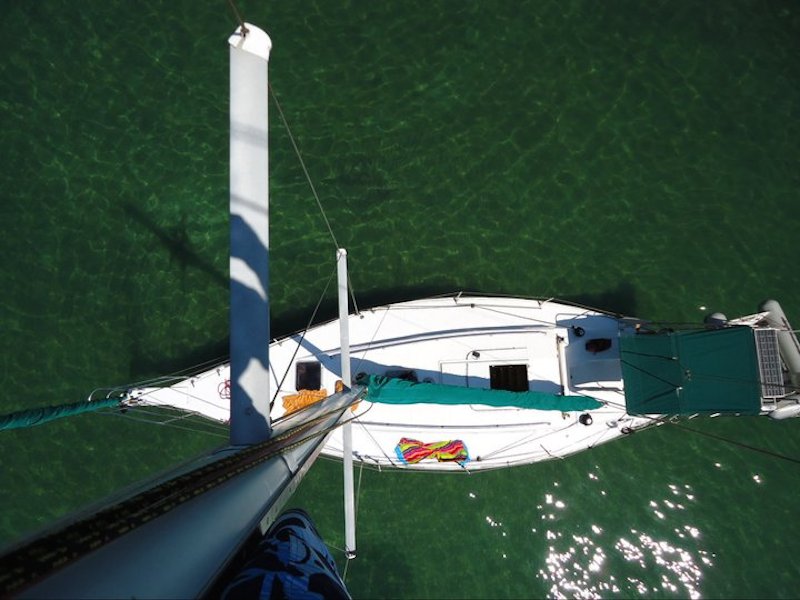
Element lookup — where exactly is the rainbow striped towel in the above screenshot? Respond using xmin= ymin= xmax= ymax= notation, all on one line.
xmin=394 ymin=437 xmax=469 ymax=465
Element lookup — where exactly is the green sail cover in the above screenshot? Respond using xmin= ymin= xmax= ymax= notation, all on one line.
xmin=620 ymin=326 xmax=761 ymax=416
xmin=0 ymin=397 xmax=122 ymax=431
xmin=357 ymin=374 xmax=602 ymax=411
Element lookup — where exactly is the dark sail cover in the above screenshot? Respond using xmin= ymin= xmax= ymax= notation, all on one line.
xmin=357 ymin=374 xmax=602 ymax=411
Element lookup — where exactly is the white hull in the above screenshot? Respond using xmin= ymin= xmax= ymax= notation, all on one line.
xmin=128 ymin=294 xmax=654 ymax=471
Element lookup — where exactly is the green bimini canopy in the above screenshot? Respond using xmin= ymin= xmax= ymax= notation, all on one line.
xmin=357 ymin=374 xmax=602 ymax=411
xmin=620 ymin=327 xmax=761 ymax=416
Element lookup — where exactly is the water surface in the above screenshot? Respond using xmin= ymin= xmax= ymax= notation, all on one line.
xmin=1 ymin=1 xmax=799 ymax=597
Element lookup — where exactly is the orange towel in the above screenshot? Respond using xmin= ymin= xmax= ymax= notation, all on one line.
xmin=282 ymin=389 xmax=328 ymax=414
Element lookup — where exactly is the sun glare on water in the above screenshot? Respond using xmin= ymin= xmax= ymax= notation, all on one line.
xmin=534 ymin=468 xmax=714 ymax=599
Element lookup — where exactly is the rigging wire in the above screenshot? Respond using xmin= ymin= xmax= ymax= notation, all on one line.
xmin=270 ymin=264 xmax=338 ymax=408
xmin=351 ymin=305 xmax=393 ymax=377
xmin=226 ymin=0 xmax=248 ymax=36
xmin=97 ymin=407 xmax=228 ymax=438
xmin=269 ymin=83 xmax=361 ymax=316
xmin=669 ymin=420 xmax=800 ymax=466
xmin=601 ymin=396 xmax=800 ymax=466
xmin=96 ymin=355 xmax=229 ymax=400
xmin=99 ymin=410 xmax=229 ymax=439
xmin=477 ymin=421 xmax=579 ymax=461
xmin=269 ymin=84 xmax=340 ymax=252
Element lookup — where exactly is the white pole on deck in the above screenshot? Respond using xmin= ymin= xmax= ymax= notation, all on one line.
xmin=337 ymin=248 xmax=356 ymax=559
xmin=228 ymin=24 xmax=272 ymax=445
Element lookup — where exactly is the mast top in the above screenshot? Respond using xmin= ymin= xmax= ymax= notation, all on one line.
xmin=228 ymin=23 xmax=272 ymax=62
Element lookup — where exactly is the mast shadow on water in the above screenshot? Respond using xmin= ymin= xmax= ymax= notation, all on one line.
xmin=122 ymin=202 xmax=228 ymax=291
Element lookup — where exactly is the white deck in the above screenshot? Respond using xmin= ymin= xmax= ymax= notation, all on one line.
xmin=128 ymin=295 xmax=652 ymax=471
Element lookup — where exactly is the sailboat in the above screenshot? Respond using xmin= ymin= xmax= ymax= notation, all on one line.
xmin=127 ymin=289 xmax=800 ymax=472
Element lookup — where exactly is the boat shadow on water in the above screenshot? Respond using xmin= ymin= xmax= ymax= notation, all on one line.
xmin=562 ymin=281 xmax=638 ymax=318
xmin=125 ymin=282 xmax=638 ymax=385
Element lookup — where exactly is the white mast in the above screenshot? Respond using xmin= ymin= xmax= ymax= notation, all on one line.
xmin=15 ymin=26 xmax=364 ymax=599
xmin=337 ymin=248 xmax=356 ymax=559
xmin=228 ymin=24 xmax=272 ymax=445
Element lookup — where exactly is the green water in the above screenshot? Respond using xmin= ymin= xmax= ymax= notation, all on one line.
xmin=1 ymin=0 xmax=799 ymax=597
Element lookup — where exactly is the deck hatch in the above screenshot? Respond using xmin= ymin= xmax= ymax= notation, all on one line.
xmin=295 ymin=361 xmax=321 ymax=390
xmin=489 ymin=364 xmax=529 ymax=392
